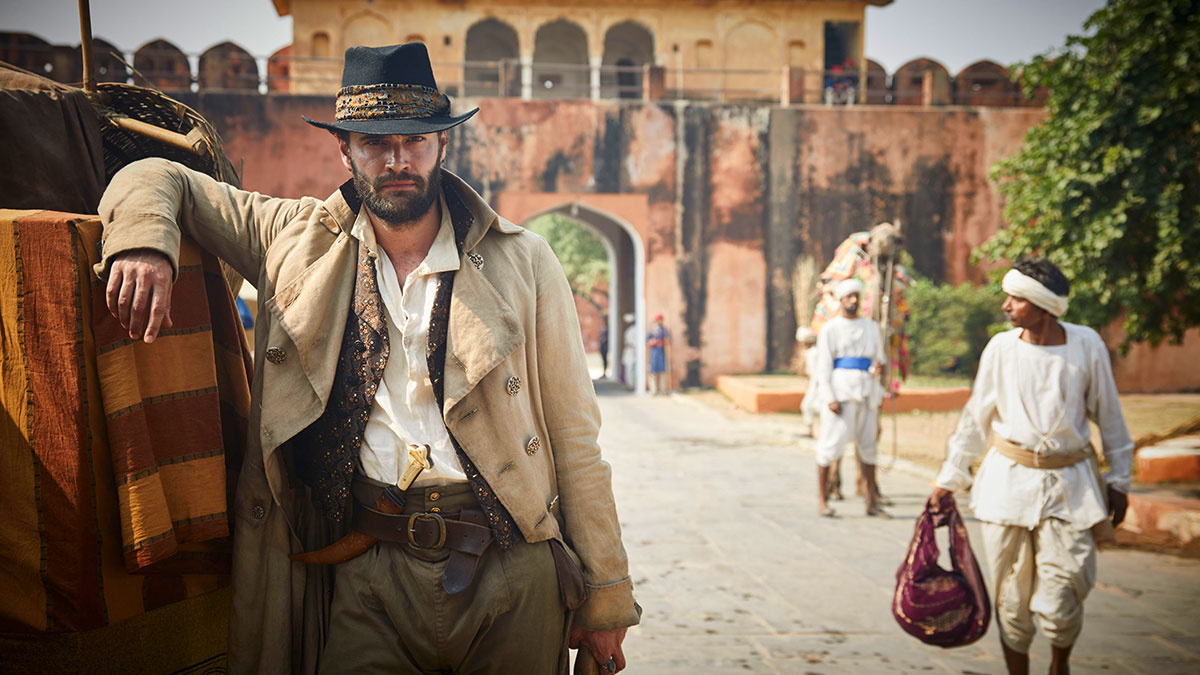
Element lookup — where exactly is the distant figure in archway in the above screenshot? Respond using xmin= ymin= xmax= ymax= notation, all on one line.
xmin=621 ymin=312 xmax=637 ymax=390
xmin=599 ymin=314 xmax=610 ymax=377
xmin=647 ymin=313 xmax=670 ymax=395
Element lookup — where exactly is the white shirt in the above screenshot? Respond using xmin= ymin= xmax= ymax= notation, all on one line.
xmin=935 ymin=324 xmax=1133 ymax=530
xmin=351 ymin=194 xmax=467 ymax=487
xmin=622 ymin=324 xmax=637 ymax=363
xmin=814 ymin=316 xmax=885 ymax=406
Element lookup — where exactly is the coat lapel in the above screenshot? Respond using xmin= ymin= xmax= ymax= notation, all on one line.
xmin=443 ymin=252 xmax=524 ymax=414
xmin=268 ymin=235 xmax=357 ymax=408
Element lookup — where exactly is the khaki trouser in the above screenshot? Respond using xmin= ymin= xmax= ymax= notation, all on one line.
xmin=981 ymin=518 xmax=1096 ymax=653
xmin=318 ymin=485 xmax=568 ymax=674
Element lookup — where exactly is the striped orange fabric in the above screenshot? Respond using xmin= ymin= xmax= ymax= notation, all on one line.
xmin=0 ymin=210 xmax=249 ymax=635
xmin=78 ymin=219 xmax=250 ymax=572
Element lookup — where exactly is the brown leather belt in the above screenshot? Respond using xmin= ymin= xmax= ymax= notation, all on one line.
xmin=352 ymin=502 xmax=494 ymax=594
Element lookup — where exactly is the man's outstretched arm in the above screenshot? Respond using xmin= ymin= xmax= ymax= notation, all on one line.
xmin=97 ymin=157 xmax=313 ymax=340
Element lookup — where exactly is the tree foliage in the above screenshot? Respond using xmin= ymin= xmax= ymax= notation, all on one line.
xmin=906 ymin=276 xmax=1008 ymax=378
xmin=982 ymin=0 xmax=1200 ymax=349
xmin=525 ymin=213 xmax=609 ymax=309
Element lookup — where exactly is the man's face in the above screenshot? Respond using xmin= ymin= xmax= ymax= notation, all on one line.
xmin=339 ymin=131 xmax=445 ymax=227
xmin=840 ymin=291 xmax=860 ymax=317
xmin=1002 ymin=294 xmax=1047 ymax=328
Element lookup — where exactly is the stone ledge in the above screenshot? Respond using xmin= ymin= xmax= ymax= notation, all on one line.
xmin=715 ymin=375 xmax=970 ymax=414
xmin=1121 ymin=488 xmax=1200 ymax=551
xmin=1137 ymin=438 xmax=1200 ymax=483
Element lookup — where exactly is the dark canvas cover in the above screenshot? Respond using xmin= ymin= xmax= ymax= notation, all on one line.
xmin=893 ymin=494 xmax=991 ymax=647
xmin=0 ymin=62 xmax=106 ymax=214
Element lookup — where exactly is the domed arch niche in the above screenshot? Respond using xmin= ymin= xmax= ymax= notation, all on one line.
xmin=72 ymin=37 xmax=129 ymax=84
xmin=464 ymin=17 xmax=520 ymax=97
xmin=134 ymin=39 xmax=190 ymax=90
xmin=532 ymin=19 xmax=589 ymax=100
xmin=892 ymin=58 xmax=950 ymax=105
xmin=601 ymin=21 xmax=654 ymax=100
xmin=198 ymin=41 xmax=259 ymax=91
xmin=955 ymin=60 xmax=1015 ymax=107
xmin=343 ymin=11 xmax=392 ymax=49
xmin=724 ymin=21 xmax=778 ymax=101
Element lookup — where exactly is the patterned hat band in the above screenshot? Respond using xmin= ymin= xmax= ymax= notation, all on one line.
xmin=335 ymin=83 xmax=452 ymax=122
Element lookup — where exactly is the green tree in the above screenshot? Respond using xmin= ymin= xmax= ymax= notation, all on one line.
xmin=906 ymin=277 xmax=1007 ymax=378
xmin=525 ymin=213 xmax=610 ymax=311
xmin=982 ymin=0 xmax=1200 ymax=349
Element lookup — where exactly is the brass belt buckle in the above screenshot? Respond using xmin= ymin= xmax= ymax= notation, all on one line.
xmin=407 ymin=512 xmax=446 ymax=549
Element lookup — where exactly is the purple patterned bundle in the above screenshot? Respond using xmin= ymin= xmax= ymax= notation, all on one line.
xmin=892 ymin=494 xmax=990 ymax=647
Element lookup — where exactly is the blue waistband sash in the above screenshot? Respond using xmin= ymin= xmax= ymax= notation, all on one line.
xmin=833 ymin=356 xmax=872 ymax=371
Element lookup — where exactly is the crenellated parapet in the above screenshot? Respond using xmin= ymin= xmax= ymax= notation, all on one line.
xmin=0 ymin=29 xmax=1046 ymax=108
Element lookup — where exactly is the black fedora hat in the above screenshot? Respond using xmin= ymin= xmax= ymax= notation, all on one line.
xmin=302 ymin=42 xmax=477 ymax=136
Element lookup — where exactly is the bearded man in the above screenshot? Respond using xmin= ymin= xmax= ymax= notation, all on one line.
xmin=812 ymin=278 xmax=889 ymax=518
xmin=929 ymin=257 xmax=1131 ymax=675
xmin=96 ymin=44 xmax=638 ymax=674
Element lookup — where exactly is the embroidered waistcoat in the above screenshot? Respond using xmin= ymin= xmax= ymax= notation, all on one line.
xmin=293 ymin=177 xmax=519 ymax=549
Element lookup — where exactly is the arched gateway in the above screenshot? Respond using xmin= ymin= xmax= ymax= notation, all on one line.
xmin=499 ymin=196 xmax=648 ymax=395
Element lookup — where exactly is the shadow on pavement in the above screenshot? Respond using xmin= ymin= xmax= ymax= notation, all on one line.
xmin=593 ymin=378 xmax=633 ymax=396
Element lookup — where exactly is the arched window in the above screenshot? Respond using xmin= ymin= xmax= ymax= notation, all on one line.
xmin=134 ymin=39 xmax=190 ymax=90
xmin=532 ymin=20 xmax=589 ymax=99
xmin=312 ymin=31 xmax=331 ymax=59
xmin=464 ymin=18 xmax=519 ymax=97
xmin=725 ymin=22 xmax=777 ymax=100
xmin=601 ymin=21 xmax=654 ymax=99
xmin=268 ymin=45 xmax=291 ymax=93
xmin=343 ymin=12 xmax=391 ymax=49
xmin=954 ymin=60 xmax=1015 ymax=107
xmin=198 ymin=41 xmax=259 ymax=91
xmin=893 ymin=58 xmax=950 ymax=105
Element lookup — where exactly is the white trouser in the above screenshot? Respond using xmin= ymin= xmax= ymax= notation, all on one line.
xmin=981 ymin=518 xmax=1097 ymax=652
xmin=815 ymin=398 xmax=878 ymax=467
xmin=800 ymin=382 xmax=820 ymax=425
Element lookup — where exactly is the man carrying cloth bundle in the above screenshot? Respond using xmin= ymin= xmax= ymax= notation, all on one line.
xmin=930 ymin=257 xmax=1131 ymax=675
xmin=813 ymin=278 xmax=890 ymax=518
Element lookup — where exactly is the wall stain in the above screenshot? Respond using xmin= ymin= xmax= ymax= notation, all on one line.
xmin=677 ymin=105 xmax=711 ymax=387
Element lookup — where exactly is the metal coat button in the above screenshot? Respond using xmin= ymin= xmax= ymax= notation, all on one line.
xmin=526 ymin=436 xmax=541 ymax=455
xmin=251 ymin=504 xmax=266 ymax=520
xmin=430 ymin=492 xmax=441 ymax=501
xmin=265 ymin=347 xmax=287 ymax=364
xmin=506 ymin=376 xmax=522 ymax=396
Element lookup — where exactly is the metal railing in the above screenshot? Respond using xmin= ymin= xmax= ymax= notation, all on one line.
xmin=0 ymin=43 xmax=1039 ymax=107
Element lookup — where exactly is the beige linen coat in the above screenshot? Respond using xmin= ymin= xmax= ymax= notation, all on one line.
xmin=96 ymin=158 xmax=639 ymax=674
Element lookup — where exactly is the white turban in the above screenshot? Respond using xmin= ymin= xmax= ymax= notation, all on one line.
xmin=833 ymin=278 xmax=864 ymax=300
xmin=1001 ymin=268 xmax=1069 ymax=316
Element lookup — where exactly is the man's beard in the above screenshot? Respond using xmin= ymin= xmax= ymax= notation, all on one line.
xmin=352 ymin=157 xmax=442 ymax=227
xmin=843 ymin=302 xmax=860 ymax=317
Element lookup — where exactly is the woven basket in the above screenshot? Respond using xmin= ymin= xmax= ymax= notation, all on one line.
xmin=92 ymin=82 xmax=241 ymax=188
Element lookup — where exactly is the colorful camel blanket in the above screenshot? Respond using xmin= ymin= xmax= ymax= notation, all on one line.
xmin=808 ymin=230 xmax=912 ymax=386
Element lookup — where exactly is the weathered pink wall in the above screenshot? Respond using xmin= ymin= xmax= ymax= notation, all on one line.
xmin=180 ymin=92 xmax=1199 ymax=392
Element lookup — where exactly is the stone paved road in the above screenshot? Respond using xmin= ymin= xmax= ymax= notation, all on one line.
xmin=592 ymin=386 xmax=1200 ymax=675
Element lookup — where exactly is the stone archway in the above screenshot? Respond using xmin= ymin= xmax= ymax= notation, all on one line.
xmin=516 ymin=200 xmax=648 ymax=395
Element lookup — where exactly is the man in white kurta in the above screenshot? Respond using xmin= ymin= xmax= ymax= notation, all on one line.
xmin=932 ymin=258 xmax=1131 ymax=674
xmin=813 ymin=279 xmax=888 ymax=516
xmin=797 ymin=326 xmax=819 ymax=437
